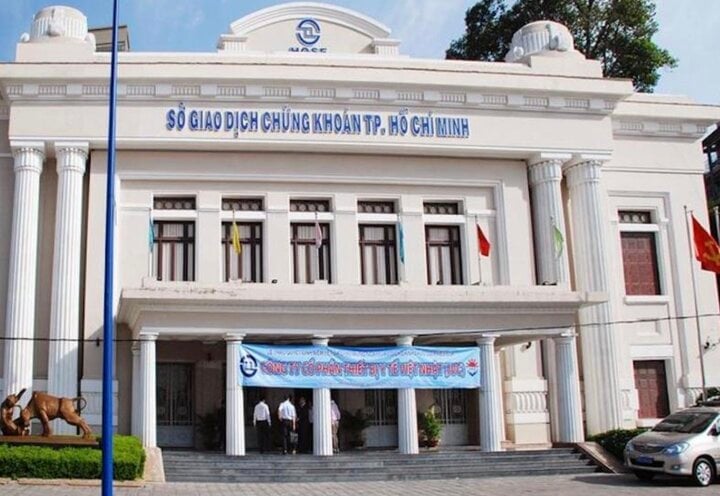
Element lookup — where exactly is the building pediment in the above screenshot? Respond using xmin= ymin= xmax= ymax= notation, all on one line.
xmin=217 ymin=2 xmax=400 ymax=56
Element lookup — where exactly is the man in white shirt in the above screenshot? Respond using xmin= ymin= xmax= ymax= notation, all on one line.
xmin=253 ymin=398 xmax=271 ymax=454
xmin=278 ymin=395 xmax=297 ymax=454
xmin=331 ymin=399 xmax=341 ymax=453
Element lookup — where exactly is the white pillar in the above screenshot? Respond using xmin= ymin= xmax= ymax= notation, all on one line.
xmin=3 ymin=142 xmax=45 ymax=403
xmin=528 ymin=155 xmax=571 ymax=442
xmin=138 ymin=332 xmax=157 ymax=448
xmin=131 ymin=342 xmax=140 ymax=438
xmin=528 ymin=155 xmax=571 ymax=285
xmin=312 ymin=336 xmax=333 ymax=456
xmin=565 ymin=158 xmax=623 ymax=434
xmin=226 ymin=333 xmax=245 ymax=456
xmin=478 ymin=334 xmax=502 ymax=452
xmin=396 ymin=335 xmax=419 ymax=454
xmin=47 ymin=142 xmax=88 ymax=434
xmin=554 ymin=332 xmax=584 ymax=443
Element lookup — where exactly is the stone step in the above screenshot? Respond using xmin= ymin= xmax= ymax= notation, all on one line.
xmin=165 ymin=465 xmax=598 ymax=483
xmin=163 ymin=448 xmax=598 ymax=483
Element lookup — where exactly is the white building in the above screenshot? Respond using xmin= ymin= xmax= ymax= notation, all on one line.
xmin=0 ymin=3 xmax=718 ymax=456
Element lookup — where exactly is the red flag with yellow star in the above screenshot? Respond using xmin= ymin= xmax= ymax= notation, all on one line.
xmin=692 ymin=215 xmax=720 ymax=273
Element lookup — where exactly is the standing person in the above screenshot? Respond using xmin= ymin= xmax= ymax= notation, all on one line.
xmin=253 ymin=397 xmax=271 ymax=454
xmin=278 ymin=395 xmax=297 ymax=455
xmin=297 ymin=396 xmax=312 ymax=453
xmin=330 ymin=399 xmax=341 ymax=454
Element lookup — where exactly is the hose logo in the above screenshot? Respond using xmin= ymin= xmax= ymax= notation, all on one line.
xmin=296 ymin=18 xmax=321 ymax=47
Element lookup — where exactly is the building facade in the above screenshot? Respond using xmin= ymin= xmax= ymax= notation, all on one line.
xmin=0 ymin=3 xmax=719 ymax=455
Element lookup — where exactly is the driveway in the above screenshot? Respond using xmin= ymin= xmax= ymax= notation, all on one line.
xmin=0 ymin=473 xmax=713 ymax=495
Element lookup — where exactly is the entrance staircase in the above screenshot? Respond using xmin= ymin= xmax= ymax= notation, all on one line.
xmin=163 ymin=448 xmax=600 ymax=483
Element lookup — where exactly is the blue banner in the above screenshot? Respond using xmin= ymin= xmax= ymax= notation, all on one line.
xmin=238 ymin=344 xmax=481 ymax=389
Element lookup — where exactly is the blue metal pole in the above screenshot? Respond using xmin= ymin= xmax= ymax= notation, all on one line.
xmin=102 ymin=0 xmax=120 ymax=494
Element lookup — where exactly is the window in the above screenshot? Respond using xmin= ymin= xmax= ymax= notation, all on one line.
xmin=221 ymin=222 xmax=263 ymax=282
xmin=291 ymin=223 xmax=331 ymax=283
xmin=364 ymin=390 xmax=397 ymax=426
xmin=358 ymin=201 xmax=396 ymax=214
xmin=425 ymin=226 xmax=463 ymax=285
xmin=619 ymin=211 xmax=661 ymax=295
xmin=424 ymin=202 xmax=460 ymax=215
xmin=359 ymin=225 xmax=398 ymax=285
xmin=152 ymin=221 xmax=195 ymax=281
xmin=153 ymin=197 xmax=196 ymax=210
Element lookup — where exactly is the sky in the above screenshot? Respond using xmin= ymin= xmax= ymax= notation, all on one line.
xmin=1 ymin=0 xmax=718 ymax=104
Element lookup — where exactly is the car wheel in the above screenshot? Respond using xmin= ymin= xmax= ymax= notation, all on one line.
xmin=633 ymin=470 xmax=656 ymax=481
xmin=692 ymin=458 xmax=715 ymax=487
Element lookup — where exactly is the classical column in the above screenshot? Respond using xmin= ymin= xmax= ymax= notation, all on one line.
xmin=138 ymin=333 xmax=158 ymax=448
xmin=565 ymin=157 xmax=623 ymax=434
xmin=131 ymin=342 xmax=140 ymax=438
xmin=478 ymin=334 xmax=502 ymax=452
xmin=528 ymin=154 xmax=572 ymax=442
xmin=312 ymin=336 xmax=333 ymax=456
xmin=226 ymin=333 xmax=245 ymax=456
xmin=47 ymin=142 xmax=88 ymax=434
xmin=554 ymin=332 xmax=584 ymax=443
xmin=528 ymin=155 xmax=571 ymax=285
xmin=3 ymin=142 xmax=45 ymax=402
xmin=396 ymin=336 xmax=419 ymax=454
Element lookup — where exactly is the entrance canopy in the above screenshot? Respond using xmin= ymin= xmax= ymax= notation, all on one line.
xmin=117 ymin=279 xmax=603 ymax=346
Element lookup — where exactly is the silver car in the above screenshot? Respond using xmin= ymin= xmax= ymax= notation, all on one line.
xmin=625 ymin=405 xmax=720 ymax=487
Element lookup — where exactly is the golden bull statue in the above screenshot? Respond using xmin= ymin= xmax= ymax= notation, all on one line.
xmin=0 ymin=389 xmax=93 ymax=439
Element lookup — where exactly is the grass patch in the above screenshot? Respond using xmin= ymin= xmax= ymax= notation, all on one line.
xmin=0 ymin=435 xmax=145 ymax=481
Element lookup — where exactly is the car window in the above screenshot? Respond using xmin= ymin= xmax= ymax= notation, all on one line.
xmin=652 ymin=412 xmax=717 ymax=433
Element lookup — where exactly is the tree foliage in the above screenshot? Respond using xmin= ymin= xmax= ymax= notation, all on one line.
xmin=446 ymin=0 xmax=676 ymax=92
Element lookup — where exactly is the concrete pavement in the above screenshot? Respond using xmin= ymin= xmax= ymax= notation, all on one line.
xmin=0 ymin=474 xmax=713 ymax=495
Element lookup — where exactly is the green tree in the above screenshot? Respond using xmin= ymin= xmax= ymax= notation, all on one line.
xmin=446 ymin=0 xmax=676 ymax=92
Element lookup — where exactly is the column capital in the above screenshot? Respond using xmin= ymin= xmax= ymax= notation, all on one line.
xmin=528 ymin=152 xmax=572 ymax=167
xmin=139 ymin=332 xmax=159 ymax=342
xmin=312 ymin=335 xmax=332 ymax=346
xmin=55 ymin=142 xmax=89 ymax=174
xmin=54 ymin=141 xmax=89 ymax=156
xmin=476 ymin=334 xmax=499 ymax=346
xmin=563 ymin=152 xmax=611 ymax=175
xmin=225 ymin=333 xmax=245 ymax=343
xmin=395 ymin=335 xmax=415 ymax=347
xmin=554 ymin=331 xmax=577 ymax=343
xmin=528 ymin=158 xmax=564 ymax=187
xmin=10 ymin=141 xmax=45 ymax=173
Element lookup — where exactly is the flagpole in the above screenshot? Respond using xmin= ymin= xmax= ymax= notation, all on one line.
xmin=475 ymin=215 xmax=481 ymax=284
xmin=102 ymin=1 xmax=120 ymax=494
xmin=684 ymin=205 xmax=708 ymax=402
xmin=714 ymin=206 xmax=720 ymax=242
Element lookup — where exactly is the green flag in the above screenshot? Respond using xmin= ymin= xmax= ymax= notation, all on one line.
xmin=553 ymin=224 xmax=564 ymax=259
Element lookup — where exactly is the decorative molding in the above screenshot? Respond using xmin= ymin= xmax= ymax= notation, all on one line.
xmin=217 ymin=85 xmax=246 ymax=97
xmin=309 ymin=87 xmax=335 ymax=99
xmin=0 ymin=81 xmax=624 ymax=116
xmin=353 ymin=89 xmax=380 ymax=100
xmin=613 ymin=119 xmax=709 ymax=139
xmin=38 ymin=84 xmax=67 ymax=96
xmin=172 ymin=85 xmax=201 ymax=97
xmin=504 ymin=390 xmax=548 ymax=415
xmin=265 ymin=86 xmax=291 ymax=98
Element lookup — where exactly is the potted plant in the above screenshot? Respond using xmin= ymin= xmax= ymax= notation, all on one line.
xmin=340 ymin=409 xmax=371 ymax=449
xmin=418 ymin=407 xmax=443 ymax=448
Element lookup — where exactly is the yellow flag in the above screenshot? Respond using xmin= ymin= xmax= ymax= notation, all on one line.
xmin=231 ymin=221 xmax=242 ymax=254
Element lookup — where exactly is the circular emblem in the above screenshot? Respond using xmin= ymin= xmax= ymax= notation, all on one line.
xmin=240 ymin=353 xmax=258 ymax=378
xmin=296 ymin=18 xmax=321 ymax=47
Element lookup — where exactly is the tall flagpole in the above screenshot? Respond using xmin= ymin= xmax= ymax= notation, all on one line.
xmin=102 ymin=0 xmax=120 ymax=494
xmin=683 ymin=206 xmax=708 ymax=403
xmin=714 ymin=206 xmax=720 ymax=242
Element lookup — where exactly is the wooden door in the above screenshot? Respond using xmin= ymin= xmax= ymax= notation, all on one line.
xmin=634 ymin=361 xmax=670 ymax=419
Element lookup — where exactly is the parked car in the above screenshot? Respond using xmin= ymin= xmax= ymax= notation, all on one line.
xmin=625 ymin=403 xmax=720 ymax=487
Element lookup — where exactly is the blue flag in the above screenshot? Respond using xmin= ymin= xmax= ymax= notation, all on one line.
xmin=149 ymin=218 xmax=155 ymax=250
